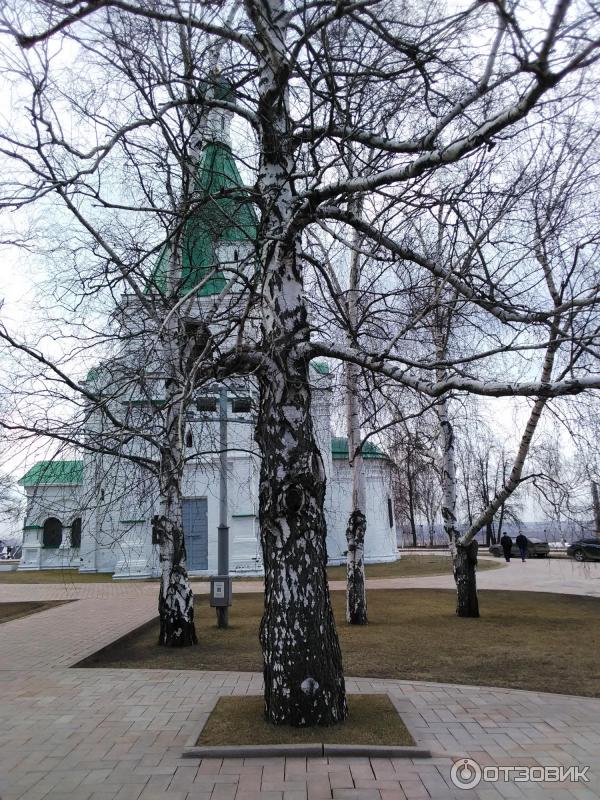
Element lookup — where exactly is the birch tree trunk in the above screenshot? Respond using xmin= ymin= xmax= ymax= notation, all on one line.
xmin=344 ymin=212 xmax=367 ymax=625
xmin=155 ymin=332 xmax=197 ymax=646
xmin=256 ymin=350 xmax=346 ymax=726
xmin=249 ymin=0 xmax=346 ymax=726
xmin=438 ymin=393 xmax=479 ymax=618
xmin=407 ymin=461 xmax=418 ymax=547
xmin=345 ymin=359 xmax=367 ymax=624
xmin=154 ymin=245 xmax=202 ymax=646
xmin=156 ymin=446 xmax=197 ymax=647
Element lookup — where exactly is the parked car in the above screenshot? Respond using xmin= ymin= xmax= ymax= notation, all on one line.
xmin=567 ymin=538 xmax=600 ymax=562
xmin=489 ymin=537 xmax=550 ymax=558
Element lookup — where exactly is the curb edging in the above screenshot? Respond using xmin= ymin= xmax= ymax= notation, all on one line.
xmin=182 ymin=743 xmax=431 ymax=759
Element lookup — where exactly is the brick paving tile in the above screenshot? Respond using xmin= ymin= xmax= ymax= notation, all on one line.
xmin=326 ymin=770 xmax=353 ymax=789
xmin=209 ymin=784 xmax=237 ymax=799
xmin=306 ymin=775 xmax=333 ymax=799
xmin=282 ymin=790 xmax=308 ymax=800
xmin=2 ymin=572 xmax=600 ymax=800
xmin=379 ymin=790 xmax=408 ymax=800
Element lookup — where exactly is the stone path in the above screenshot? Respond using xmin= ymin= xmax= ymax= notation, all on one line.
xmin=4 ymin=553 xmax=600 ymax=604
xmin=1 ymin=563 xmax=600 ymax=799
xmin=380 ymin=555 xmax=600 ymax=598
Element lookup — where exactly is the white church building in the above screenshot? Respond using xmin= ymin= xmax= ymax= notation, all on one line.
xmin=18 ymin=96 xmax=398 ymax=578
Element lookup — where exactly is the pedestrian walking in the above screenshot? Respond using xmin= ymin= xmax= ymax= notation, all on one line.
xmin=516 ymin=531 xmax=528 ymax=562
xmin=500 ymin=533 xmax=512 ymax=562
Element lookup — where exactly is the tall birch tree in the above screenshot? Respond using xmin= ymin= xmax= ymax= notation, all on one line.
xmin=5 ymin=0 xmax=600 ymax=725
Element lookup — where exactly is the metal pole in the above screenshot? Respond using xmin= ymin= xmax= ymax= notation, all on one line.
xmin=217 ymin=387 xmax=229 ymax=627
xmin=592 ymin=480 xmax=600 ymax=538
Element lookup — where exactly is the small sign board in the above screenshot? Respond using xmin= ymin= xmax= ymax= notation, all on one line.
xmin=209 ymin=575 xmax=232 ymax=607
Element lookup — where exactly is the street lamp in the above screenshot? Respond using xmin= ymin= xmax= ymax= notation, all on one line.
xmin=204 ymin=386 xmax=254 ymax=628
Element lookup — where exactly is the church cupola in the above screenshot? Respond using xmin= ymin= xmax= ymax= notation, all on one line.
xmin=149 ymin=75 xmax=257 ymax=298
xmin=189 ymin=75 xmax=234 ymax=167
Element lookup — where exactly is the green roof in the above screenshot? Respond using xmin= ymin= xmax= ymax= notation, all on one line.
xmin=331 ymin=437 xmax=387 ymax=460
xmin=151 ymin=141 xmax=257 ymax=296
xmin=19 ymin=460 xmax=84 ymax=486
xmin=311 ymin=361 xmax=330 ymax=375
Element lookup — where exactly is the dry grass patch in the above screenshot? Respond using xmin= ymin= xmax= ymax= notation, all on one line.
xmin=327 ymin=553 xmax=502 ymax=580
xmin=197 ymin=695 xmax=414 ymax=746
xmin=0 ymin=600 xmax=72 ymax=623
xmin=0 ymin=555 xmax=502 ymax=585
xmin=79 ymin=588 xmax=600 ymax=698
xmin=188 ymin=554 xmax=503 ymax=583
xmin=0 ymin=569 xmax=115 ymax=584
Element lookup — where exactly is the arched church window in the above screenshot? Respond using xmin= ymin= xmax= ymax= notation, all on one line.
xmin=43 ymin=518 xmax=63 ymax=548
xmin=234 ymin=249 xmax=239 ymax=262
xmin=185 ymin=429 xmax=193 ymax=448
xmin=71 ymin=518 xmax=82 ymax=549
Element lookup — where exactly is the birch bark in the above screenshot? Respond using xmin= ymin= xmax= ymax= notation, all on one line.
xmin=155 ymin=311 xmax=198 ymax=647
xmin=437 ymin=389 xmax=479 ymax=617
xmin=345 ymin=217 xmax=367 ymax=625
xmin=247 ymin=0 xmax=347 ymax=726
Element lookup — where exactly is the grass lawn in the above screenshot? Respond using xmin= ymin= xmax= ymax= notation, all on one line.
xmin=0 ymin=569 xmax=115 ymax=583
xmin=0 ymin=600 xmax=72 ymax=623
xmin=79 ymin=588 xmax=600 ymax=698
xmin=197 ymin=695 xmax=414 ymax=746
xmin=0 ymin=555 xmax=502 ymax=584
xmin=326 ymin=553 xmax=502 ymax=580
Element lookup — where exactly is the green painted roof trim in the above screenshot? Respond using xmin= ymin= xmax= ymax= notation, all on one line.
xmin=150 ymin=141 xmax=257 ymax=296
xmin=19 ymin=460 xmax=84 ymax=486
xmin=331 ymin=437 xmax=387 ymax=460
xmin=311 ymin=361 xmax=330 ymax=375
xmin=23 ymin=525 xmax=42 ymax=530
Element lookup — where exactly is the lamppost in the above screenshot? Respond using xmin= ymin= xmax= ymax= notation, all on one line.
xmin=215 ymin=387 xmax=230 ymax=628
xmin=204 ymin=386 xmax=253 ymax=628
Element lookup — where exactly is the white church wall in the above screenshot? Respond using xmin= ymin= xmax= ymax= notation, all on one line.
xmin=182 ymin=452 xmax=260 ymax=574
xmin=327 ymin=459 xmax=398 ymax=564
xmin=19 ymin=484 xmax=82 ymax=570
xmin=18 ymin=364 xmax=399 ymax=576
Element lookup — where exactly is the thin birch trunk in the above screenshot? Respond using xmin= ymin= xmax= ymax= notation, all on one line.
xmin=345 ymin=359 xmax=367 ymax=624
xmin=345 ymin=206 xmax=367 ymax=625
xmin=407 ymin=461 xmax=417 ymax=546
xmin=156 ymin=447 xmax=196 ymax=646
xmin=437 ymin=390 xmax=479 ymax=617
xmin=432 ymin=208 xmax=479 ymax=615
xmin=155 ymin=314 xmax=197 ymax=647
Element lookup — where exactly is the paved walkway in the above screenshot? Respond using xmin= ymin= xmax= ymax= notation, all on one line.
xmin=363 ymin=555 xmax=600 ymax=598
xmin=3 ymin=555 xmax=600 ymax=603
xmin=1 ymin=561 xmax=600 ymax=799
